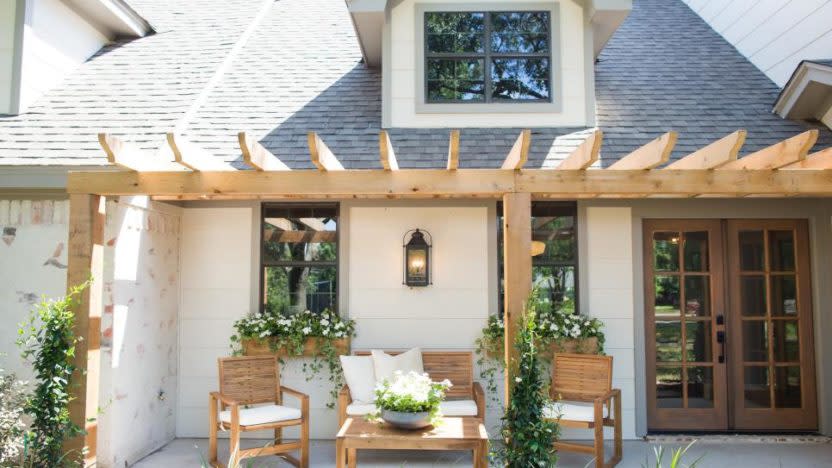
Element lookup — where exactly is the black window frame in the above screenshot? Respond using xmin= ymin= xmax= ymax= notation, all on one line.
xmin=259 ymin=202 xmax=340 ymax=315
xmin=424 ymin=10 xmax=554 ymax=104
xmin=497 ymin=201 xmax=578 ymax=316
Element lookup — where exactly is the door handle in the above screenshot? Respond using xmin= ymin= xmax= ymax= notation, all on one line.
xmin=717 ymin=330 xmax=726 ymax=364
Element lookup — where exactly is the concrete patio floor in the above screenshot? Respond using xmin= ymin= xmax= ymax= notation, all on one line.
xmin=133 ymin=437 xmax=832 ymax=467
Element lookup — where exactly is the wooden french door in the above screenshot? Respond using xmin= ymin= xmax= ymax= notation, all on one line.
xmin=644 ymin=219 xmax=817 ymax=432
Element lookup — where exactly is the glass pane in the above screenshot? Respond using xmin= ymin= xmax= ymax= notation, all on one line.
xmin=685 ymin=321 xmax=712 ymax=363
xmin=490 ymin=58 xmax=550 ymax=101
xmin=656 ymin=366 xmax=683 ymax=408
xmin=744 ymin=366 xmax=771 ymax=408
xmin=531 ymin=215 xmax=575 ymax=262
xmin=490 ymin=12 xmax=550 ymax=53
xmin=264 ymin=266 xmax=337 ymax=315
xmin=653 ymin=232 xmax=680 ymax=272
xmin=773 ymin=320 xmax=800 ymax=362
xmin=684 ymin=276 xmax=710 ymax=317
xmin=768 ymin=230 xmax=795 ymax=272
xmin=425 ymin=12 xmax=484 ymax=53
xmin=683 ymin=231 xmax=709 ymax=272
xmin=687 ymin=367 xmax=714 ymax=408
xmin=656 ymin=321 xmax=682 ymax=362
xmin=739 ymin=230 xmax=765 ymax=271
xmin=742 ymin=321 xmax=769 ymax=362
xmin=533 ymin=266 xmax=575 ymax=314
xmin=427 ymin=59 xmax=485 ymax=101
xmin=262 ymin=217 xmax=337 ymax=262
xmin=774 ymin=366 xmax=801 ymax=408
xmin=771 ymin=275 xmax=797 ymax=317
xmin=740 ymin=276 xmax=766 ymax=317
xmin=655 ymin=276 xmax=680 ymax=316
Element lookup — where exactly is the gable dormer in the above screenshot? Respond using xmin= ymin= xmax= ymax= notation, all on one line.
xmin=348 ymin=0 xmax=631 ymax=128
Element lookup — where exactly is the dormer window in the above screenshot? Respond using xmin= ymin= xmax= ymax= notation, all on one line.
xmin=424 ymin=11 xmax=552 ymax=103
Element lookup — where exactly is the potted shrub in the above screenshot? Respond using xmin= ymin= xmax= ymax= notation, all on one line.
xmin=371 ymin=371 xmax=452 ymax=430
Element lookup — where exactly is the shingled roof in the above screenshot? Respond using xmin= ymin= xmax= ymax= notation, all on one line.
xmin=0 ymin=0 xmax=829 ymax=170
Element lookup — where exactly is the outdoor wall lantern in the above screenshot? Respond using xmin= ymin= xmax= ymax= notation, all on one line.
xmin=403 ymin=228 xmax=432 ymax=287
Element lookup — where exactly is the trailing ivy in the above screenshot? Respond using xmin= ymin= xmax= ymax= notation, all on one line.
xmin=16 ymin=282 xmax=89 ymax=467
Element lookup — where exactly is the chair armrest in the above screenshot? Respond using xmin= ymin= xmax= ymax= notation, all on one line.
xmin=597 ymin=388 xmax=621 ymax=404
xmin=210 ymin=391 xmax=239 ymax=407
xmin=338 ymin=385 xmax=352 ymax=404
xmin=472 ymin=382 xmax=486 ymax=418
xmin=280 ymin=386 xmax=309 ymax=402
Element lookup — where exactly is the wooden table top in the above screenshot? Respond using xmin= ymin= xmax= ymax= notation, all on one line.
xmin=337 ymin=417 xmax=488 ymax=442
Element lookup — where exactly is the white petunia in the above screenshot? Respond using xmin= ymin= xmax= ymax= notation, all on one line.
xmin=302 ymin=326 xmax=312 ymax=335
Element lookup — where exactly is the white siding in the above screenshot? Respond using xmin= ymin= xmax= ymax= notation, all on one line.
xmin=0 ymin=1 xmax=17 ymax=114
xmin=683 ymin=0 xmax=832 ymax=86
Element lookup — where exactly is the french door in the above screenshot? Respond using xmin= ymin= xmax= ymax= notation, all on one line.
xmin=644 ymin=219 xmax=817 ymax=432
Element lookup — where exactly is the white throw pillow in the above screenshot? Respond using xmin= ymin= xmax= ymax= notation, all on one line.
xmin=339 ymin=355 xmax=376 ymax=403
xmin=371 ymin=347 xmax=424 ymax=384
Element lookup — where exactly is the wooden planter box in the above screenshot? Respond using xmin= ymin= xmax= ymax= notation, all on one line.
xmin=483 ymin=336 xmax=600 ymax=360
xmin=242 ymin=337 xmax=351 ymax=357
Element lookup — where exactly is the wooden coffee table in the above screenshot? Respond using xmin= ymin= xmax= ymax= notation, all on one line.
xmin=335 ymin=417 xmax=489 ymax=468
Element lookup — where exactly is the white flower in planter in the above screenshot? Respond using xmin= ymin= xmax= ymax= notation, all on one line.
xmin=302 ymin=326 xmax=312 ymax=335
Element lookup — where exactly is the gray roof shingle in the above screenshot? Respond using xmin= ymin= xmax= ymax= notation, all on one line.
xmin=0 ymin=0 xmax=828 ymax=169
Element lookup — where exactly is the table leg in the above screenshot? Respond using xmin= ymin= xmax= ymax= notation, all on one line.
xmin=335 ymin=438 xmax=345 ymax=468
xmin=348 ymin=448 xmax=357 ymax=468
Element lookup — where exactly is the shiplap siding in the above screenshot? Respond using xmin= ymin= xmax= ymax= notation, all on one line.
xmin=682 ymin=0 xmax=832 ymax=86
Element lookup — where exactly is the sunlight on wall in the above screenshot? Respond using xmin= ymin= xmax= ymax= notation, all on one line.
xmin=113 ymin=205 xmax=143 ymax=282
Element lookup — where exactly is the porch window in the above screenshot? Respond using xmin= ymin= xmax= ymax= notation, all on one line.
xmin=424 ymin=11 xmax=552 ymax=103
xmin=260 ymin=204 xmax=338 ymax=314
xmin=498 ymin=202 xmax=577 ymax=315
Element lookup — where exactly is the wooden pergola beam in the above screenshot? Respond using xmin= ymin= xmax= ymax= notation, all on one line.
xmin=379 ymin=130 xmax=399 ymax=171
xmin=665 ymin=130 xmax=746 ymax=169
xmin=554 ymin=130 xmax=603 ymax=170
xmin=66 ymin=169 xmax=832 ymax=199
xmin=717 ymin=129 xmax=818 ymax=170
xmin=608 ymin=132 xmax=677 ymax=170
xmin=447 ymin=130 xmax=460 ymax=170
xmin=98 ymin=133 xmax=187 ymax=172
xmin=238 ymin=132 xmax=290 ymax=171
xmin=501 ymin=129 xmax=532 ymax=170
xmin=781 ymin=147 xmax=832 ymax=170
xmin=308 ymin=132 xmax=344 ymax=171
xmin=166 ymin=133 xmax=233 ymax=171
xmin=502 ymin=192 xmax=532 ymax=402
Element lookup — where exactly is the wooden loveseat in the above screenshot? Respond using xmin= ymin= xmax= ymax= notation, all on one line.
xmin=338 ymin=350 xmax=486 ymax=427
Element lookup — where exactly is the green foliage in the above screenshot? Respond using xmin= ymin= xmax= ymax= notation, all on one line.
xmin=644 ymin=441 xmax=704 ymax=468
xmin=230 ymin=308 xmax=356 ymax=408
xmin=371 ymin=372 xmax=452 ymax=426
xmin=0 ymin=362 xmax=27 ymax=466
xmin=16 ymin=283 xmax=89 ymax=467
xmin=494 ymin=291 xmax=559 ymax=467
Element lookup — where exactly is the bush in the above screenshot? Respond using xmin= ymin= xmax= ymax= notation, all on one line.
xmin=16 ymin=283 xmax=89 ymax=467
xmin=495 ymin=291 xmax=559 ymax=467
xmin=0 ymin=363 xmax=27 ymax=466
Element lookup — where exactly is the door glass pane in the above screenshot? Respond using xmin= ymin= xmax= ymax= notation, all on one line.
xmin=684 ymin=276 xmax=710 ymax=317
xmin=655 ymin=276 xmax=680 ymax=316
xmin=739 ymin=230 xmax=765 ymax=271
xmin=742 ymin=321 xmax=769 ymax=362
xmin=685 ymin=321 xmax=712 ymax=363
xmin=262 ymin=216 xmax=337 ymax=262
xmin=653 ymin=232 xmax=680 ymax=271
xmin=533 ymin=265 xmax=575 ymax=314
xmin=744 ymin=366 xmax=771 ymax=408
xmin=773 ymin=320 xmax=800 ymax=362
xmin=656 ymin=321 xmax=682 ymax=362
xmin=264 ymin=266 xmax=337 ymax=315
xmin=683 ymin=231 xmax=709 ymax=272
xmin=771 ymin=275 xmax=797 ymax=317
xmin=687 ymin=367 xmax=714 ymax=408
xmin=768 ymin=230 xmax=795 ymax=272
xmin=656 ymin=366 xmax=683 ymax=408
xmin=774 ymin=366 xmax=801 ymax=408
xmin=740 ymin=276 xmax=767 ymax=317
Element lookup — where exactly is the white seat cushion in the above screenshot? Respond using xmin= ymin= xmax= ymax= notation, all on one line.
xmin=219 ymin=404 xmax=302 ymax=426
xmin=340 ymin=355 xmax=376 ymax=403
xmin=543 ymin=401 xmax=609 ymax=422
xmin=346 ymin=399 xmax=478 ymax=417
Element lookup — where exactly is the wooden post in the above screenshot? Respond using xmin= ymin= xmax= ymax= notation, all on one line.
xmin=65 ymin=194 xmax=106 ymax=466
xmin=502 ymin=192 xmax=532 ymax=403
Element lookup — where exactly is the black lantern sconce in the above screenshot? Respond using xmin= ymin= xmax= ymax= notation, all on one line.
xmin=403 ymin=229 xmax=432 ymax=287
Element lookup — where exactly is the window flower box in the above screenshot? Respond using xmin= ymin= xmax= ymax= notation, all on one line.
xmin=241 ymin=336 xmax=350 ymax=357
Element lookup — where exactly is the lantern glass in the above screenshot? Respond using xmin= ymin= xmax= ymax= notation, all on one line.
xmin=404 ymin=229 xmax=431 ymax=286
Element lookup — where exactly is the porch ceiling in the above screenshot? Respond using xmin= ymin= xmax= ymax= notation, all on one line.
xmin=69 ymin=128 xmax=832 ymax=199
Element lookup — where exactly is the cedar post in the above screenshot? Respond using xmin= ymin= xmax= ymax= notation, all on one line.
xmin=65 ymin=194 xmax=106 ymax=466
xmin=501 ymin=192 xmax=532 ymax=402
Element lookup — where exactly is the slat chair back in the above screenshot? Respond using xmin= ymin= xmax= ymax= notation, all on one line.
xmin=218 ymin=355 xmax=281 ymax=408
xmin=354 ymin=350 xmax=474 ymax=400
xmin=551 ymin=353 xmax=613 ymax=401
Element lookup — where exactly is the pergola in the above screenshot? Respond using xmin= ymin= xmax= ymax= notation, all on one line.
xmin=65 ymin=127 xmax=832 ymax=464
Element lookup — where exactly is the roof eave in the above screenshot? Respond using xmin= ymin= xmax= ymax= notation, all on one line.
xmin=64 ymin=0 xmax=154 ymax=40
xmin=773 ymin=60 xmax=832 ymax=122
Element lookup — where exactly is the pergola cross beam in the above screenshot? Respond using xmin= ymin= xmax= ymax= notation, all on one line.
xmin=308 ymin=132 xmax=344 ymax=171
xmin=238 ymin=132 xmax=290 ymax=171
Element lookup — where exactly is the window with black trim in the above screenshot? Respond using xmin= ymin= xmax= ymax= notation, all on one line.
xmin=425 ymin=11 xmax=552 ymax=103
xmin=498 ymin=202 xmax=577 ymax=315
xmin=260 ymin=204 xmax=338 ymax=314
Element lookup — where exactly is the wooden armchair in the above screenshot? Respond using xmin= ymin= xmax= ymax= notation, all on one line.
xmin=337 ymin=350 xmax=486 ymax=428
xmin=209 ymin=355 xmax=309 ymax=468
xmin=545 ymin=353 xmax=622 ymax=468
